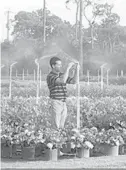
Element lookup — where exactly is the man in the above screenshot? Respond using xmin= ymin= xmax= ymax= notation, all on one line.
xmin=46 ymin=56 xmax=78 ymax=129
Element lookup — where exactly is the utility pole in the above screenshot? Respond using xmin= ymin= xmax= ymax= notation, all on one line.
xmin=43 ymin=0 xmax=46 ymax=44
xmin=79 ymin=0 xmax=83 ymax=76
xmin=6 ymin=10 xmax=10 ymax=41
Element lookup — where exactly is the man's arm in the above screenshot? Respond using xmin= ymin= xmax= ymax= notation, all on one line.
xmin=55 ymin=62 xmax=75 ymax=84
xmin=67 ymin=64 xmax=79 ymax=84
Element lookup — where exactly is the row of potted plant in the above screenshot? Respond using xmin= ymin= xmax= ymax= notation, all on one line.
xmin=1 ymin=121 xmax=126 ymax=160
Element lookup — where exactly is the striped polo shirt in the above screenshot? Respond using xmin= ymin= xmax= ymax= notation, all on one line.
xmin=46 ymin=71 xmax=73 ymax=101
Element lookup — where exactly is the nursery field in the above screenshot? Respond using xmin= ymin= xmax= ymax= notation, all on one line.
xmin=1 ymin=81 xmax=126 ymax=168
xmin=1 ymin=81 xmax=126 ymax=136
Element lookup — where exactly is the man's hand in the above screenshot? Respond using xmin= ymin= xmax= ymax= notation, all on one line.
xmin=77 ymin=63 xmax=80 ymax=70
xmin=74 ymin=63 xmax=80 ymax=70
xmin=67 ymin=62 xmax=75 ymax=70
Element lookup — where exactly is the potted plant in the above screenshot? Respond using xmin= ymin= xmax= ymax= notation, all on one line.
xmin=45 ymin=129 xmax=66 ymax=161
xmin=60 ymin=128 xmax=72 ymax=154
xmin=1 ymin=134 xmax=12 ymax=158
xmin=34 ymin=129 xmax=46 ymax=157
xmin=96 ymin=129 xmax=124 ymax=156
xmin=19 ymin=122 xmax=40 ymax=160
xmin=119 ymin=127 xmax=126 ymax=155
xmin=19 ymin=131 xmax=35 ymax=160
xmin=71 ymin=128 xmax=94 ymax=158
xmin=1 ymin=122 xmax=13 ymax=158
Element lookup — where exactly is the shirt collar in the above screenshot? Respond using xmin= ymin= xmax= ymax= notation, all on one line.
xmin=50 ymin=71 xmax=60 ymax=75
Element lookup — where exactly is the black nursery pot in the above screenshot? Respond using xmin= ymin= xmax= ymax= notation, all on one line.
xmin=62 ymin=142 xmax=71 ymax=153
xmin=1 ymin=144 xmax=12 ymax=158
xmin=22 ymin=145 xmax=35 ymax=160
xmin=119 ymin=144 xmax=126 ymax=155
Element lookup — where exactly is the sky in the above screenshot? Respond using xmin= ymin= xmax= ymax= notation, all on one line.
xmin=0 ymin=0 xmax=126 ymax=42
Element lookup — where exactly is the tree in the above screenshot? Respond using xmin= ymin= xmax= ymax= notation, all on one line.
xmin=66 ymin=0 xmax=80 ymax=41
xmin=2 ymin=5 xmax=126 ymax=75
xmin=96 ymin=4 xmax=120 ymax=53
xmin=3 ymin=9 xmax=80 ymax=72
xmin=82 ymin=1 xmax=114 ymax=49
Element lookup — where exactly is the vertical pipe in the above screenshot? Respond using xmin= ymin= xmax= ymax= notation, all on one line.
xmin=9 ymin=62 xmax=17 ymax=98
xmin=34 ymin=69 xmax=36 ymax=82
xmin=121 ymin=70 xmax=123 ymax=77
xmin=9 ymin=66 xmax=12 ymax=98
xmin=77 ymin=63 xmax=80 ymax=129
xmin=40 ymin=69 xmax=42 ymax=89
xmin=35 ymin=59 xmax=40 ymax=104
xmin=43 ymin=0 xmax=46 ymax=43
xmin=101 ymin=67 xmax=103 ymax=90
xmin=6 ymin=11 xmax=10 ymax=42
xmin=87 ymin=70 xmax=90 ymax=85
xmin=98 ymin=70 xmax=100 ymax=83
xmin=75 ymin=1 xmax=79 ymax=41
xmin=79 ymin=0 xmax=83 ymax=76
xmin=107 ymin=69 xmax=110 ymax=86
xmin=22 ymin=69 xmax=24 ymax=80
xmin=27 ymin=69 xmax=29 ymax=80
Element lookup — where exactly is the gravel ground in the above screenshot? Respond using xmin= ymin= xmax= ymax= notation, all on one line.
xmin=1 ymin=155 xmax=126 ymax=169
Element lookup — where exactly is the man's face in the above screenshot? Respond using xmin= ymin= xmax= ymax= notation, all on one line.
xmin=52 ymin=60 xmax=62 ymax=72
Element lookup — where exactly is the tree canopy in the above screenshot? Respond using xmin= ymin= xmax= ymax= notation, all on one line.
xmin=1 ymin=2 xmax=126 ymax=75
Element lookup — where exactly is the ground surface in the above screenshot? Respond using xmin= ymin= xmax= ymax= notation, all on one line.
xmin=1 ymin=155 xmax=126 ymax=169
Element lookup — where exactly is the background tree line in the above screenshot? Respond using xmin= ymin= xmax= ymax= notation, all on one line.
xmin=1 ymin=0 xmax=126 ymax=76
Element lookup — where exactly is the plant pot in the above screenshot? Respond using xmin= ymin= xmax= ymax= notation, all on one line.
xmin=45 ymin=148 xmax=58 ymax=161
xmin=101 ymin=143 xmax=119 ymax=156
xmin=35 ymin=143 xmax=46 ymax=157
xmin=11 ymin=144 xmax=22 ymax=159
xmin=90 ymin=148 xmax=94 ymax=157
xmin=1 ymin=144 xmax=12 ymax=158
xmin=22 ymin=146 xmax=35 ymax=160
xmin=77 ymin=147 xmax=90 ymax=158
xmin=62 ymin=142 xmax=71 ymax=153
xmin=119 ymin=145 xmax=125 ymax=155
xmin=119 ymin=144 xmax=126 ymax=155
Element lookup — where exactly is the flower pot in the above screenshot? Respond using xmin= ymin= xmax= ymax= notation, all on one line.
xmin=102 ymin=144 xmax=119 ymax=156
xmin=12 ymin=144 xmax=17 ymax=155
xmin=90 ymin=148 xmax=94 ymax=157
xmin=62 ymin=142 xmax=71 ymax=153
xmin=77 ymin=147 xmax=90 ymax=158
xmin=11 ymin=144 xmax=22 ymax=159
xmin=119 ymin=144 xmax=126 ymax=155
xmin=22 ymin=146 xmax=35 ymax=160
xmin=119 ymin=145 xmax=125 ymax=155
xmin=35 ymin=143 xmax=46 ymax=157
xmin=1 ymin=144 xmax=12 ymax=158
xmin=45 ymin=148 xmax=58 ymax=161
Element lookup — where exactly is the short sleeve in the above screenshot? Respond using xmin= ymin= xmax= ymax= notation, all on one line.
xmin=47 ymin=73 xmax=60 ymax=86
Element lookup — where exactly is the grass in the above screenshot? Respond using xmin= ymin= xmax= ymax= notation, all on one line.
xmin=1 ymin=155 xmax=126 ymax=169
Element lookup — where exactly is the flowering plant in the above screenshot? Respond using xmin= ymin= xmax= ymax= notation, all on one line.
xmin=18 ymin=123 xmax=46 ymax=147
xmin=96 ymin=129 xmax=124 ymax=146
xmin=1 ymin=121 xmax=21 ymax=146
xmin=70 ymin=127 xmax=97 ymax=149
xmin=45 ymin=129 xmax=67 ymax=149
